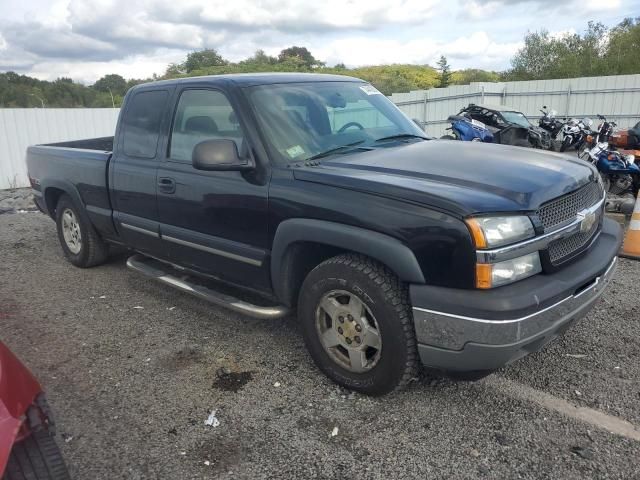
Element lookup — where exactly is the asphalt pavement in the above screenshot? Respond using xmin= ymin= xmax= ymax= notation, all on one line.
xmin=1 ymin=212 xmax=639 ymax=479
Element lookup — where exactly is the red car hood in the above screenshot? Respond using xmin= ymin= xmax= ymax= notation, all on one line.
xmin=0 ymin=342 xmax=42 ymax=474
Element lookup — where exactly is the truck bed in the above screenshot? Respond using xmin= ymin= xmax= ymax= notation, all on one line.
xmin=26 ymin=136 xmax=115 ymax=235
xmin=43 ymin=136 xmax=114 ymax=152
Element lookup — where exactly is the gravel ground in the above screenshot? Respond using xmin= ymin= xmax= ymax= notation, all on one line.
xmin=1 ymin=212 xmax=639 ymax=479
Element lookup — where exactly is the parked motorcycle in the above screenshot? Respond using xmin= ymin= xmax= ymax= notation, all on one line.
xmin=560 ymin=117 xmax=593 ymax=152
xmin=578 ymin=115 xmax=617 ymax=157
xmin=538 ymin=106 xmax=565 ymax=139
xmin=610 ymin=120 xmax=640 ymax=150
xmin=441 ymin=114 xmax=494 ymax=142
xmin=579 ymin=140 xmax=639 ymax=214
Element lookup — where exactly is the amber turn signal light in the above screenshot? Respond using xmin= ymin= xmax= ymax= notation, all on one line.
xmin=465 ymin=218 xmax=487 ymax=249
xmin=475 ymin=263 xmax=492 ymax=289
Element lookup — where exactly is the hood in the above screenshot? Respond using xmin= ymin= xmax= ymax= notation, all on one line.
xmin=293 ymin=140 xmax=598 ymax=216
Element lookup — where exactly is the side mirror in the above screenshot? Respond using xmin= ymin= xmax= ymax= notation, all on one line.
xmin=192 ymin=139 xmax=253 ymax=171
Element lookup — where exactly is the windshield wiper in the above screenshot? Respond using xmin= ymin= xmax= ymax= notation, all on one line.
xmin=373 ymin=133 xmax=428 ymax=143
xmin=306 ymin=140 xmax=366 ymax=161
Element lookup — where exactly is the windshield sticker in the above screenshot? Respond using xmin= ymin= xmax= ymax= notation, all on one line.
xmin=359 ymin=84 xmax=382 ymax=95
xmin=286 ymin=145 xmax=305 ymax=158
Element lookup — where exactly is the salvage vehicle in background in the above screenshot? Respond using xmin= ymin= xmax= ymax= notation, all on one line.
xmin=538 ymin=106 xmax=565 ymax=139
xmin=26 ymin=73 xmax=621 ymax=395
xmin=441 ymin=114 xmax=494 ymax=142
xmin=610 ymin=120 xmax=640 ymax=150
xmin=459 ymin=103 xmax=553 ymax=149
xmin=559 ymin=117 xmax=593 ymax=152
xmin=0 ymin=342 xmax=70 ymax=480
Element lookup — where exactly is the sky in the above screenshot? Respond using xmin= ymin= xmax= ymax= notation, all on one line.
xmin=0 ymin=0 xmax=637 ymax=84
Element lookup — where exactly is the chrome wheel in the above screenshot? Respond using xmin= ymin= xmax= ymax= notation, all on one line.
xmin=315 ymin=289 xmax=382 ymax=373
xmin=61 ymin=208 xmax=82 ymax=254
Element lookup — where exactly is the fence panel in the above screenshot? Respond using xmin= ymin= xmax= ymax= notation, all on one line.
xmin=0 ymin=108 xmax=119 ymax=190
xmin=390 ymin=74 xmax=640 ymax=139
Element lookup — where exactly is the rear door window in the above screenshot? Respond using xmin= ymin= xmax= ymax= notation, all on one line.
xmin=122 ymin=90 xmax=169 ymax=158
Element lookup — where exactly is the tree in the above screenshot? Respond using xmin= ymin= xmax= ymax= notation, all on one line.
xmin=240 ymin=49 xmax=277 ymax=66
xmin=183 ymin=49 xmax=227 ymax=73
xmin=92 ymin=74 xmax=127 ymax=95
xmin=436 ymin=56 xmax=451 ymax=88
xmin=451 ymin=69 xmax=500 ymax=85
xmin=277 ymin=46 xmax=323 ymax=68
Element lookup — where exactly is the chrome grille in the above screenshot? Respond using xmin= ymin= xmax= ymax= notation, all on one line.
xmin=548 ymin=218 xmax=599 ymax=264
xmin=537 ymin=181 xmax=602 ymax=232
xmin=537 ymin=180 xmax=603 ymax=265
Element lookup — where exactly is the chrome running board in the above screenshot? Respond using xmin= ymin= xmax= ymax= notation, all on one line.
xmin=126 ymin=254 xmax=289 ymax=319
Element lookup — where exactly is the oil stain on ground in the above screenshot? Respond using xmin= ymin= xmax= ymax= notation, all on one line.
xmin=212 ymin=369 xmax=254 ymax=393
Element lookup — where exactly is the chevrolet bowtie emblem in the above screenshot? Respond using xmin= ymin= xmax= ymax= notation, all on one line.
xmin=577 ymin=209 xmax=597 ymax=233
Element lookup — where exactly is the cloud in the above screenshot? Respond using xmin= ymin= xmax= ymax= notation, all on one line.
xmin=0 ymin=0 xmax=629 ymax=82
xmin=150 ymin=0 xmax=439 ymax=32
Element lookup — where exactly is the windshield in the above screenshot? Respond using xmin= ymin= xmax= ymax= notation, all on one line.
xmin=248 ymin=81 xmax=426 ymax=164
xmin=501 ymin=111 xmax=532 ymax=128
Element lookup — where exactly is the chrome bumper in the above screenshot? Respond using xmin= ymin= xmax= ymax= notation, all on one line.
xmin=412 ymin=256 xmax=617 ymax=351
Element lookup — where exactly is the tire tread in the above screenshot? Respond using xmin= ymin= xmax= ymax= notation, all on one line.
xmin=305 ymin=253 xmax=419 ymax=393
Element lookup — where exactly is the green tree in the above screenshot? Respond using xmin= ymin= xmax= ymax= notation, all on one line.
xmin=451 ymin=69 xmax=500 ymax=85
xmin=93 ymin=74 xmax=128 ymax=98
xmin=183 ymin=49 xmax=227 ymax=73
xmin=604 ymin=17 xmax=640 ymax=75
xmin=240 ymin=49 xmax=277 ymax=66
xmin=277 ymin=46 xmax=323 ymax=68
xmin=436 ymin=55 xmax=451 ymax=87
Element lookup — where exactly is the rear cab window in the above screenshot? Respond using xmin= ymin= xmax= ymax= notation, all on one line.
xmin=121 ymin=90 xmax=169 ymax=158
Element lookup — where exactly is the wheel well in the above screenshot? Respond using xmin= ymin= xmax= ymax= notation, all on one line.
xmin=44 ymin=187 xmax=65 ymax=218
xmin=278 ymin=242 xmax=347 ymax=308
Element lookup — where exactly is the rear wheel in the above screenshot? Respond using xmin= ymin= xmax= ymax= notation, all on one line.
xmin=55 ymin=194 xmax=108 ymax=267
xmin=298 ymin=253 xmax=419 ymax=395
xmin=2 ymin=430 xmax=71 ymax=480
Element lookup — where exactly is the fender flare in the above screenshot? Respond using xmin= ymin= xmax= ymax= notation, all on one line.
xmin=270 ymin=219 xmax=426 ymax=302
xmin=41 ymin=179 xmax=85 ymax=217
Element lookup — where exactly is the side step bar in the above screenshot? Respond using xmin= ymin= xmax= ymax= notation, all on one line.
xmin=126 ymin=254 xmax=290 ymax=319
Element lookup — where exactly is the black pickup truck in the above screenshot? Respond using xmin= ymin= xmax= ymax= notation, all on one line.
xmin=26 ymin=73 xmax=622 ymax=395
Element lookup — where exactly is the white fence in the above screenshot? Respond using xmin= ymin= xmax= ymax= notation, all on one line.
xmin=390 ymin=74 xmax=640 ymax=139
xmin=0 ymin=108 xmax=119 ymax=189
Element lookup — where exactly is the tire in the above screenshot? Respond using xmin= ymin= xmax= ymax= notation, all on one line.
xmin=440 ymin=135 xmax=456 ymax=140
xmin=298 ymin=253 xmax=419 ymax=395
xmin=2 ymin=430 xmax=71 ymax=480
xmin=560 ymin=137 xmax=572 ymax=152
xmin=55 ymin=194 xmax=108 ymax=268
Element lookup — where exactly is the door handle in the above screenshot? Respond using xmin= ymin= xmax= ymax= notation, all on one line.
xmin=158 ymin=177 xmax=176 ymax=194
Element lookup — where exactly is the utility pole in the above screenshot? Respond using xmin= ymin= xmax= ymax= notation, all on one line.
xmin=107 ymin=88 xmax=115 ymax=108
xmin=29 ymin=94 xmax=45 ymax=108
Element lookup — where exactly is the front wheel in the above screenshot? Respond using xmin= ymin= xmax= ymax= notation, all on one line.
xmin=560 ymin=136 xmax=572 ymax=152
xmin=298 ymin=254 xmax=419 ymax=395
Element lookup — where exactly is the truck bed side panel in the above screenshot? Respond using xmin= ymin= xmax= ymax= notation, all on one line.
xmin=26 ymin=145 xmax=117 ymax=238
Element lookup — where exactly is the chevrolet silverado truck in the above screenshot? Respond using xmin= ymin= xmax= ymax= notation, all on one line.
xmin=26 ymin=73 xmax=622 ymax=395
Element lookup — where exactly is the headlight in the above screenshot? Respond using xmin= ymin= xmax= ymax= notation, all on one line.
xmin=476 ymin=252 xmax=542 ymax=289
xmin=466 ymin=215 xmax=535 ymax=248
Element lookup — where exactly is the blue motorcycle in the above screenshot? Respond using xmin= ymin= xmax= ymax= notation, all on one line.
xmin=441 ymin=115 xmax=494 ymax=143
xmin=581 ymin=141 xmax=639 ymax=213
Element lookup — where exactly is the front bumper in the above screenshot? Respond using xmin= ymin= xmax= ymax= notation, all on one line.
xmin=410 ymin=217 xmax=622 ymax=372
